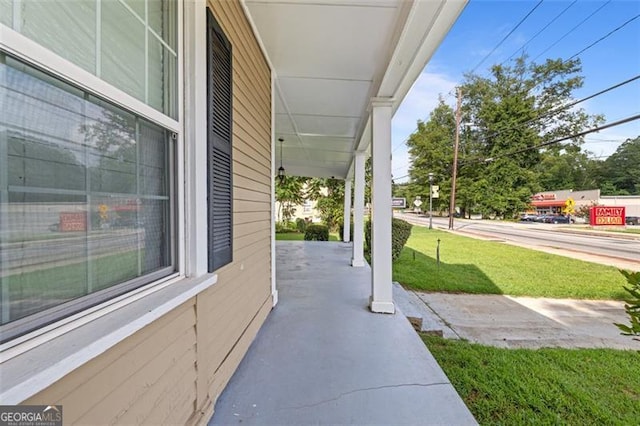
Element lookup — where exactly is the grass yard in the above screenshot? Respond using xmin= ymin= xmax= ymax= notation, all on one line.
xmin=422 ymin=335 xmax=640 ymax=425
xmin=394 ymin=227 xmax=628 ymax=300
xmin=275 ymin=232 xmax=340 ymax=241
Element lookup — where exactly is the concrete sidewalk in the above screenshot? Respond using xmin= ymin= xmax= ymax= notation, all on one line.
xmin=210 ymin=242 xmax=476 ymax=425
xmin=398 ymin=290 xmax=638 ymax=350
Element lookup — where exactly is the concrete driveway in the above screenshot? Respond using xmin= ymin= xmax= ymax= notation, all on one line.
xmin=394 ymin=285 xmax=639 ymax=350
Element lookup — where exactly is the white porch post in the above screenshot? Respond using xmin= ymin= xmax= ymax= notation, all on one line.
xmin=351 ymin=151 xmax=366 ymax=267
xmin=342 ymin=180 xmax=352 ymax=242
xmin=370 ymin=98 xmax=394 ymax=314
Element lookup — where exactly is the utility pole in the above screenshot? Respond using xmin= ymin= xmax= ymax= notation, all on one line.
xmin=449 ymin=87 xmax=462 ymax=230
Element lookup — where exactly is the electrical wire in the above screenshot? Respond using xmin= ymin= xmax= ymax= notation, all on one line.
xmin=568 ymin=13 xmax=640 ymax=60
xmin=532 ymin=0 xmax=611 ymax=62
xmin=502 ymin=0 xmax=577 ymax=65
xmin=470 ymin=0 xmax=545 ymax=74
xmin=472 ymin=74 xmax=640 ymax=145
xmin=481 ymin=114 xmax=640 ymax=163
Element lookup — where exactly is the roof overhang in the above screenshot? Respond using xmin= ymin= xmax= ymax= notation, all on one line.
xmin=243 ymin=0 xmax=467 ymax=179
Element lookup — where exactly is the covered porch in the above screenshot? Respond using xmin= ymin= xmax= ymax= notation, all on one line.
xmin=210 ymin=241 xmax=476 ymax=425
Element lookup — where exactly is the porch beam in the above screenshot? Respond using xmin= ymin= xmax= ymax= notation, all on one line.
xmin=351 ymin=151 xmax=366 ymax=267
xmin=370 ymin=97 xmax=394 ymax=314
xmin=342 ymin=180 xmax=352 ymax=242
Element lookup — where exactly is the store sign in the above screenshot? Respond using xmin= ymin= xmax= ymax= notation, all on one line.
xmin=590 ymin=206 xmax=625 ymax=226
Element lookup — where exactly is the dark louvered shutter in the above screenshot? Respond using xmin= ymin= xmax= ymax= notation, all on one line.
xmin=207 ymin=10 xmax=233 ymax=272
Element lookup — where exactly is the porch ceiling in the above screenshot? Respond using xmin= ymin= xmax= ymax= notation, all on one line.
xmin=243 ymin=0 xmax=467 ymax=179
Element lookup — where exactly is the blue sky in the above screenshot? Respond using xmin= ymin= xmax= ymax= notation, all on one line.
xmin=391 ymin=0 xmax=640 ymax=183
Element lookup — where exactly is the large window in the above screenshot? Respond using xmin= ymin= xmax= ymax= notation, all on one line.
xmin=0 ymin=53 xmax=174 ymax=341
xmin=1 ymin=0 xmax=177 ymax=119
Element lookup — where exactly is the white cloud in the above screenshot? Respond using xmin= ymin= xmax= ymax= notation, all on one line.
xmin=391 ymin=71 xmax=458 ymax=182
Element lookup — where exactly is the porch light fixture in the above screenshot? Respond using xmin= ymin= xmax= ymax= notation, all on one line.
xmin=277 ymin=138 xmax=285 ymax=183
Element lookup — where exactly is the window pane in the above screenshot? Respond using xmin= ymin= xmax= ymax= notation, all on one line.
xmin=0 ymin=0 xmax=11 ymax=27
xmin=0 ymin=53 xmax=173 ymax=334
xmin=21 ymin=0 xmax=96 ymax=73
xmin=101 ymin=0 xmax=145 ymax=102
xmin=85 ymin=98 xmax=137 ymax=194
xmin=88 ymin=195 xmax=141 ymax=292
xmin=2 ymin=192 xmax=89 ymax=323
xmin=122 ymin=0 xmax=145 ymax=19
xmin=148 ymin=32 xmax=177 ymax=118
xmin=148 ymin=0 xmax=177 ymax=49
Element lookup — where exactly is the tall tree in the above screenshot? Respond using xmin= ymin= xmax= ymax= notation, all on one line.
xmin=459 ymin=56 xmax=602 ymax=217
xmin=275 ymin=176 xmax=307 ymax=222
xmin=406 ymin=97 xmax=455 ymax=212
xmin=598 ymin=136 xmax=640 ymax=195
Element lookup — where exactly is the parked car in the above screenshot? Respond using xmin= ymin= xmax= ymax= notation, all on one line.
xmin=547 ymin=214 xmax=575 ymax=224
xmin=519 ymin=213 xmax=538 ymax=222
xmin=626 ymin=216 xmax=639 ymax=225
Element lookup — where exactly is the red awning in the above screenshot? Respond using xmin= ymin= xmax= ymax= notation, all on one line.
xmin=531 ymin=200 xmax=565 ymax=207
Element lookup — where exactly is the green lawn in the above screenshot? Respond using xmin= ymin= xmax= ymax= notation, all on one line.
xmin=393 ymin=227 xmax=628 ymax=300
xmin=422 ymin=335 xmax=640 ymax=425
xmin=275 ymin=232 xmax=340 ymax=241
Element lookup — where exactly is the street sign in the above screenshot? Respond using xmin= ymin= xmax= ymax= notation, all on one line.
xmin=563 ymin=197 xmax=575 ymax=214
xmin=431 ymin=185 xmax=440 ymax=199
xmin=392 ymin=197 xmax=406 ymax=208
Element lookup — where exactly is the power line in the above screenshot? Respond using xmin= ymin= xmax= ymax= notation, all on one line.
xmin=470 ymin=0 xmax=544 ymax=74
xmin=502 ymin=0 xmax=577 ymax=65
xmin=568 ymin=13 xmax=640 ymax=60
xmin=482 ymin=114 xmax=640 ymax=163
xmin=474 ymin=74 xmax=640 ymax=145
xmin=532 ymin=0 xmax=611 ymax=62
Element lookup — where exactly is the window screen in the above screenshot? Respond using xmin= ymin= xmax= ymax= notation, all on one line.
xmin=0 ymin=52 xmax=174 ymax=341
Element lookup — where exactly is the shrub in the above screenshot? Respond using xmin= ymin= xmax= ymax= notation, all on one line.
xmin=296 ymin=218 xmax=307 ymax=233
xmin=614 ymin=270 xmax=640 ymax=340
xmin=364 ymin=218 xmax=413 ymax=261
xmin=276 ymin=221 xmax=297 ymax=233
xmin=304 ymin=224 xmax=329 ymax=241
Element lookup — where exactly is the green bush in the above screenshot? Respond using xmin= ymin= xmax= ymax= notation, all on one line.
xmin=614 ymin=270 xmax=640 ymax=339
xmin=296 ymin=218 xmax=307 ymax=233
xmin=365 ymin=218 xmax=413 ymax=261
xmin=304 ymin=224 xmax=329 ymax=241
xmin=276 ymin=221 xmax=297 ymax=233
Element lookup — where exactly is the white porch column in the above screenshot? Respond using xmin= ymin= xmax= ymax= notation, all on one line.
xmin=370 ymin=98 xmax=394 ymax=314
xmin=351 ymin=151 xmax=366 ymax=267
xmin=342 ymin=180 xmax=352 ymax=242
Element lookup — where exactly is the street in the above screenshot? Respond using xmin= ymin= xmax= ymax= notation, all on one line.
xmin=396 ymin=212 xmax=640 ymax=271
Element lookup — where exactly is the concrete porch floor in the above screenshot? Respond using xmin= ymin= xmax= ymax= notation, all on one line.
xmin=210 ymin=241 xmax=476 ymax=425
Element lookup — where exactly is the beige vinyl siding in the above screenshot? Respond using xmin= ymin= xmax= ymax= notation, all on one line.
xmin=24 ymin=1 xmax=272 ymax=425
xmin=25 ymin=301 xmax=198 ymax=424
xmin=197 ymin=0 xmax=273 ymax=422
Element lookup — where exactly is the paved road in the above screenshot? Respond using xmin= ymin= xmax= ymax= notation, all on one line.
xmin=396 ymin=213 xmax=640 ymax=270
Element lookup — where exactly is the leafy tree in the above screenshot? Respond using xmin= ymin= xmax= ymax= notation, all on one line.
xmin=598 ymin=136 xmax=640 ymax=195
xmin=275 ymin=176 xmax=306 ymax=223
xmin=536 ymin=148 xmax=600 ymax=191
xmin=315 ymin=178 xmax=345 ymax=230
xmin=406 ymin=97 xmax=455 ymax=212
xmin=458 ymin=56 xmax=602 ymax=217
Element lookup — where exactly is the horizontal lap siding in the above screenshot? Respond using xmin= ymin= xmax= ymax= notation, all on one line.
xmin=25 ymin=302 xmax=197 ymax=425
xmin=198 ymin=0 xmax=272 ymax=423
